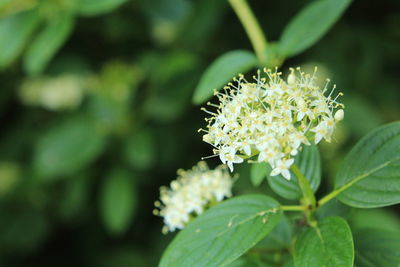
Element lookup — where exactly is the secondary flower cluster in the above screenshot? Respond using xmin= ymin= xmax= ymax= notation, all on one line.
xmin=201 ymin=67 xmax=344 ymax=179
xmin=153 ymin=161 xmax=233 ymax=233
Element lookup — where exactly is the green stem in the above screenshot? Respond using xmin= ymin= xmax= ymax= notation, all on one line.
xmin=280 ymin=205 xmax=307 ymax=211
xmin=228 ymin=0 xmax=268 ymax=64
xmin=318 ymin=191 xmax=339 ymax=207
xmin=291 ymin=164 xmax=316 ymax=208
xmin=318 ymin=160 xmax=397 ymax=206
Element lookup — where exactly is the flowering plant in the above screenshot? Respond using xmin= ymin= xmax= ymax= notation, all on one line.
xmin=157 ymin=0 xmax=400 ymax=266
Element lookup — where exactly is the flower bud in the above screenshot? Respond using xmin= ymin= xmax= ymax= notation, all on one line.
xmin=334 ymin=109 xmax=344 ymax=121
xmin=287 ymin=70 xmax=296 ymax=85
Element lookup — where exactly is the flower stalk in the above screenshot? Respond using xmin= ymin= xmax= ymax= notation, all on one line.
xmin=228 ymin=0 xmax=268 ymax=64
xmin=291 ymin=163 xmax=316 ymax=208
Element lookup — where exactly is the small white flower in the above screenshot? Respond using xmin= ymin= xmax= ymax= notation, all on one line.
xmin=270 ymin=158 xmax=295 ymax=180
xmin=258 ymin=147 xmax=282 ymax=167
xmin=311 ymin=122 xmax=327 ymax=144
xmin=225 ymin=153 xmax=244 ymax=172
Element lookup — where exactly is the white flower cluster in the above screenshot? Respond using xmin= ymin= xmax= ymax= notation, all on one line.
xmin=201 ymin=67 xmax=344 ymax=179
xmin=154 ymin=161 xmax=233 ymax=233
xmin=19 ymin=75 xmax=84 ymax=111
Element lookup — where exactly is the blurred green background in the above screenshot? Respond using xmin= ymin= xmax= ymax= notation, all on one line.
xmin=0 ymin=0 xmax=399 ymax=266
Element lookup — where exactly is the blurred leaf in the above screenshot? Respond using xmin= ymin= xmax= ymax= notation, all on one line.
xmin=98 ymin=247 xmax=147 ymax=267
xmin=144 ymin=0 xmax=191 ymax=45
xmin=100 ymin=169 xmax=136 ymax=235
xmin=46 ymin=53 xmax=91 ymax=76
xmin=279 ymin=0 xmax=351 ymax=57
xmin=0 ymin=161 xmax=20 ymax=196
xmin=267 ymin=145 xmax=321 ymax=200
xmin=77 ymin=0 xmax=127 ymax=16
xmin=294 ymin=217 xmax=354 ymax=267
xmin=24 ymin=14 xmax=75 ymax=75
xmin=0 ymin=10 xmax=40 ymax=69
xmin=145 ymin=74 xmax=195 ymax=122
xmin=140 ymin=0 xmax=190 ymax=22
xmin=0 ymin=207 xmax=48 ymax=253
xmin=88 ymin=94 xmax=128 ymax=133
xmin=33 ymin=116 xmax=106 ymax=180
xmin=343 ymin=95 xmax=384 ymax=138
xmin=192 ymin=50 xmax=257 ymax=104
xmin=282 ymin=259 xmax=295 ymax=267
xmin=335 ymin=121 xmax=400 ymax=208
xmin=179 ymin=0 xmax=227 ymax=49
xmin=160 ymin=195 xmax=282 ymax=267
xmin=250 ymin=162 xmax=270 ymax=187
xmin=123 ymin=128 xmax=156 ymax=171
xmin=354 ymin=229 xmax=400 ymax=267
xmin=0 ymin=0 xmax=37 ymax=18
xmin=58 ymin=174 xmax=91 ymax=220
xmin=146 ymin=51 xmax=197 ymax=85
xmin=145 ymin=52 xmax=199 ymax=122
xmin=87 ymin=61 xmax=140 ymax=132
xmin=349 ymin=209 xmax=400 ymax=233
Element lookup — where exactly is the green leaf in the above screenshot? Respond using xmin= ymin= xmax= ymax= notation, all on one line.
xmin=0 ymin=10 xmax=40 ymax=69
xmin=123 ymin=128 xmax=157 ymax=171
xmin=294 ymin=217 xmax=354 ymax=267
xmin=192 ymin=50 xmax=258 ymax=104
xmin=33 ymin=116 xmax=105 ymax=180
xmin=160 ymin=195 xmax=282 ymax=267
xmin=278 ymin=0 xmax=351 ymax=57
xmin=77 ymin=0 xmax=127 ymax=16
xmin=229 ymin=255 xmax=272 ymax=267
xmin=335 ymin=121 xmax=400 ymax=208
xmin=354 ymin=229 xmax=400 ymax=267
xmin=316 ymin=199 xmax=352 ymax=220
xmin=250 ymin=163 xmax=271 ymax=187
xmin=24 ymin=14 xmax=74 ymax=75
xmin=349 ymin=209 xmax=400 ymax=233
xmin=267 ymin=145 xmax=321 ymax=200
xmin=255 ymin=215 xmax=292 ymax=250
xmin=100 ymin=169 xmax=136 ymax=235
xmin=0 ymin=0 xmax=37 ymax=17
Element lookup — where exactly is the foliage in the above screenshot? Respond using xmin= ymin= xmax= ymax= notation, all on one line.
xmin=0 ymin=0 xmax=399 ymax=266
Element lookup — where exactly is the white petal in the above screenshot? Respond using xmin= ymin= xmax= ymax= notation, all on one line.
xmin=285 ymin=158 xmax=295 ymax=167
xmin=244 ymin=145 xmax=251 ymax=156
xmin=270 ymin=168 xmax=281 ymax=176
xmin=258 ymin=152 xmax=266 ymax=162
xmin=227 ymin=161 xmax=234 ymax=172
xmin=234 ymin=155 xmax=244 ymax=163
xmin=219 ymin=153 xmax=227 ymax=164
xmin=297 ymin=112 xmax=305 ymax=121
xmin=314 ymin=133 xmax=323 ymax=144
xmin=281 ymin=170 xmax=291 ymax=180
